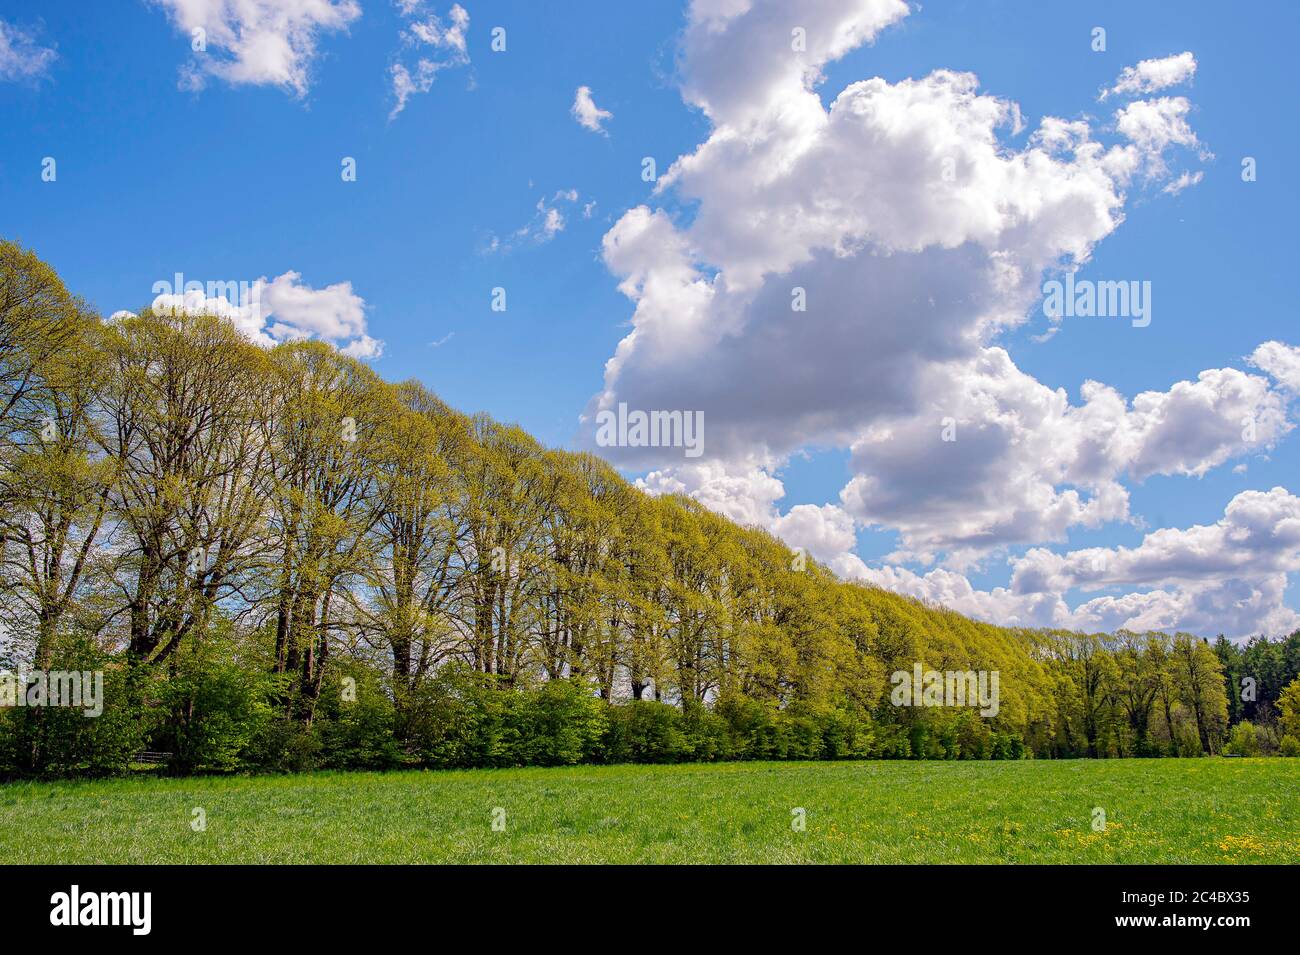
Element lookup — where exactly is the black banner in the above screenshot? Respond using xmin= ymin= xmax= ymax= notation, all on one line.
xmin=0 ymin=864 xmax=1285 ymax=941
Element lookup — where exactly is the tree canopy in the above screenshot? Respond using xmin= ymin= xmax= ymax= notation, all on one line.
xmin=1 ymin=240 xmax=1293 ymax=777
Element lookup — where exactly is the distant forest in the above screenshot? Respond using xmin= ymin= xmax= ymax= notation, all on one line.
xmin=3 ymin=239 xmax=1299 ymax=777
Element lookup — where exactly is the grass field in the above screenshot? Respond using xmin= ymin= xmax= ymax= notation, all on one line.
xmin=2 ymin=758 xmax=1298 ymax=864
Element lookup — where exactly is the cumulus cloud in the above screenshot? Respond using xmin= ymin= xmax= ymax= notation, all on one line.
xmin=679 ymin=0 xmax=910 ymax=127
xmin=1066 ymin=576 xmax=1298 ymax=639
xmin=857 ymin=563 xmax=1067 ymax=630
xmin=1111 ymin=96 xmax=1202 ymax=179
xmin=579 ymin=1 xmax=1286 ymax=636
xmin=585 ymin=5 xmax=1207 ymax=477
xmin=647 ymin=350 xmax=1288 ymax=571
xmin=842 ymin=487 xmax=1300 ymax=638
xmin=1249 ymin=341 xmax=1300 ymax=393
xmin=1101 ymin=51 xmax=1196 ymax=101
xmin=153 ymin=0 xmax=360 ymax=96
xmin=1009 ymin=487 xmax=1300 ymax=597
xmin=131 ymin=271 xmax=381 ymax=358
xmin=571 ymin=85 xmax=612 ymax=133
xmin=772 ymin=502 xmax=859 ymax=567
xmin=389 ymin=3 xmax=471 ymax=119
xmin=637 ymin=458 xmax=864 ymax=577
xmin=639 ymin=459 xmax=785 ymax=528
xmin=855 ymin=560 xmax=1298 ymax=640
xmin=340 ymin=333 xmax=384 ymax=359
xmin=584 ymin=2 xmax=1207 ymax=465
xmin=1006 ymin=487 xmax=1300 ymax=637
xmin=0 ymin=18 xmax=56 ymax=82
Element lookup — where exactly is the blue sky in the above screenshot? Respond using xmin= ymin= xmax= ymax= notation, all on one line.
xmin=3 ymin=0 xmax=1299 ymax=638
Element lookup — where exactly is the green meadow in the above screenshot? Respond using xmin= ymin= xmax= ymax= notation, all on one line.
xmin=2 ymin=758 xmax=1297 ymax=864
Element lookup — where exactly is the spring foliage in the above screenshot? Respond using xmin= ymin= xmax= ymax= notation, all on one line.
xmin=1 ymin=240 xmax=1292 ymax=777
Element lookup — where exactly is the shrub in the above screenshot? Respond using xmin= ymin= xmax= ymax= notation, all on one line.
xmin=779 ymin=713 xmax=827 ymax=760
xmin=989 ymin=731 xmax=1025 ymax=760
xmin=715 ymin=694 xmax=778 ymax=760
xmin=315 ymin=667 xmax=402 ymax=770
xmin=873 ymin=721 xmax=913 ymax=759
xmin=1253 ymin=721 xmax=1280 ymax=755
xmin=402 ymin=664 xmax=510 ymax=768
xmin=505 ymin=679 xmax=608 ymax=767
xmin=1 ymin=638 xmax=150 ymax=778
xmin=907 ymin=720 xmax=946 ymax=760
xmin=1279 ymin=735 xmax=1300 ymax=757
xmin=1279 ymin=677 xmax=1300 ymax=741
xmin=603 ymin=700 xmax=694 ymax=763
xmin=681 ymin=700 xmax=731 ymax=761
xmin=1172 ymin=721 xmax=1203 ymax=758
xmin=817 ymin=706 xmax=874 ymax=759
xmin=156 ymin=637 xmax=273 ymax=774
xmin=246 ymin=716 xmax=323 ymax=773
xmin=1223 ymin=721 xmax=1260 ymax=757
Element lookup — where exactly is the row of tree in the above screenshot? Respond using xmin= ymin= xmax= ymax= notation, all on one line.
xmin=2 ymin=239 xmax=1298 ymax=776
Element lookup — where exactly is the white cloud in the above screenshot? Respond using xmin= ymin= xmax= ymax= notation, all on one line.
xmin=389 ymin=3 xmax=471 ymax=119
xmin=1005 ymin=487 xmax=1300 ymax=637
xmin=1101 ymin=51 xmax=1196 ymax=101
xmin=772 ymin=502 xmax=858 ymax=565
xmin=585 ymin=39 xmax=1211 ymax=478
xmin=571 ymin=85 xmax=612 ymax=133
xmin=340 ymin=334 xmax=384 ymax=359
xmin=855 ymin=560 xmax=1298 ymax=640
xmin=585 ymin=3 xmax=1208 ymax=478
xmin=1113 ymin=96 xmax=1199 ymax=158
xmin=259 ymin=271 xmax=368 ymax=341
xmin=579 ymin=1 xmax=1286 ymax=636
xmin=0 ymin=18 xmax=56 ymax=82
xmin=843 ymin=486 xmax=1300 ymax=638
xmin=735 ymin=350 xmax=1285 ymax=568
xmin=154 ymin=0 xmax=360 ymax=96
xmin=408 ymin=5 xmax=468 ymax=54
xmin=636 ymin=458 xmax=863 ymax=576
xmin=142 ymin=271 xmax=381 ymax=358
xmin=1249 ymin=341 xmax=1300 ymax=393
xmin=1162 ymin=169 xmax=1203 ymax=195
xmin=626 ymin=359 xmax=1298 ymax=636
xmin=639 ymin=459 xmax=785 ymax=529
xmin=857 ymin=563 xmax=1067 ymax=630
xmin=540 ymin=207 xmax=564 ymax=238
xmin=1009 ymin=487 xmax=1300 ymax=597
xmin=488 ymin=189 xmax=584 ymax=251
xmin=679 ymin=0 xmax=910 ymax=128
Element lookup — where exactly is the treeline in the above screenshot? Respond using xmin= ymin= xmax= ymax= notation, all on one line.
xmin=2 ymin=239 xmax=1299 ymax=778
xmin=1214 ymin=634 xmax=1300 ymax=756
